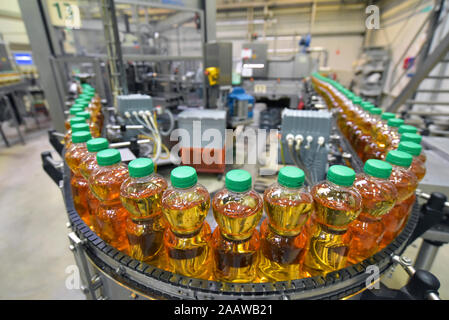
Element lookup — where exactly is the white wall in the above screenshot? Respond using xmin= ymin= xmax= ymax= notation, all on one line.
xmin=0 ymin=0 xmax=29 ymax=45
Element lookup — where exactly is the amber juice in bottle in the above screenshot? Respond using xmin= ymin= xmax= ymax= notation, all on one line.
xmin=161 ymin=166 xmax=212 ymax=279
xmin=89 ymin=149 xmax=130 ymax=252
xmin=303 ymin=165 xmax=362 ymax=277
xmin=259 ymin=166 xmax=314 ymax=281
xmin=398 ymin=141 xmax=426 ymax=182
xmin=64 ymin=117 xmax=87 ymax=147
xmin=120 ymin=158 xmax=168 ymax=264
xmin=401 ymin=133 xmax=427 ymax=163
xmin=64 ymin=106 xmax=84 ymax=131
xmin=79 ymin=138 xmax=109 ymax=230
xmin=380 ymin=150 xmax=418 ymax=247
xmin=65 ymin=131 xmax=92 ymax=225
xmin=347 ymin=160 xmax=397 ymax=264
xmin=211 ymin=169 xmax=263 ymax=283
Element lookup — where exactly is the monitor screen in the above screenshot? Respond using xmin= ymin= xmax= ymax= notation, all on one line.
xmin=13 ymin=52 xmax=33 ymax=66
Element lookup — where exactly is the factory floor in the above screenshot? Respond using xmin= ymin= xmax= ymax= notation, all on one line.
xmin=0 ymin=120 xmax=448 ymax=300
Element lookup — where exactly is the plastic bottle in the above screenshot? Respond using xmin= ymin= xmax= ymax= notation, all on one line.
xmin=347 ymin=160 xmax=397 ymax=264
xmin=259 ymin=166 xmax=314 ymax=281
xmin=79 ymin=138 xmax=109 ymax=230
xmin=380 ymin=150 xmax=418 ymax=247
xmin=397 ymin=141 xmax=426 ymax=182
xmin=64 ymin=106 xmax=84 ymax=130
xmin=400 ymin=133 xmax=427 ymax=163
xmin=89 ymin=149 xmax=129 ymax=252
xmin=76 ymin=111 xmax=101 ymax=138
xmin=211 ymin=169 xmax=263 ymax=283
xmin=376 ymin=118 xmax=404 ymax=151
xmin=371 ymin=112 xmax=396 ymax=136
xmin=65 ymin=131 xmax=92 ymax=225
xmin=388 ymin=124 xmax=418 ymax=151
xmin=64 ymin=118 xmax=87 ymax=147
xmin=303 ymin=165 xmax=362 ymax=277
xmin=120 ymin=158 xmax=167 ymax=264
xmin=161 ymin=166 xmax=212 ymax=279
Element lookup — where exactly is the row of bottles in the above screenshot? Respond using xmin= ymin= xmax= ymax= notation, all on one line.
xmin=65 ymin=130 xmax=414 ymax=282
xmin=311 ymin=73 xmax=425 ymax=253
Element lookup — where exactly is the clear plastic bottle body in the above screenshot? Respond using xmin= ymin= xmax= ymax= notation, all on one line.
xmin=120 ymin=174 xmax=168 ymax=262
xmin=259 ymin=183 xmax=314 ymax=281
xmin=161 ymin=183 xmax=211 ymax=279
xmin=65 ymin=142 xmax=90 ymax=224
xmin=410 ymin=156 xmax=426 ymax=182
xmin=380 ymin=165 xmax=418 ymax=247
xmin=89 ymin=163 xmax=130 ymax=251
xmin=347 ymin=174 xmax=397 ymax=264
xmin=211 ymin=188 xmax=263 ymax=283
xmin=303 ymin=181 xmax=362 ymax=276
xmin=79 ymin=151 xmax=100 ymax=230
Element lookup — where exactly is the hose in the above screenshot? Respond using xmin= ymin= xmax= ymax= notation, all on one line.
xmin=287 ymin=141 xmax=312 ymax=186
xmin=159 ymin=108 xmax=175 ymax=137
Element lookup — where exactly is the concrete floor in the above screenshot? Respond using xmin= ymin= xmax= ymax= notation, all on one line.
xmin=0 ymin=120 xmax=448 ymax=300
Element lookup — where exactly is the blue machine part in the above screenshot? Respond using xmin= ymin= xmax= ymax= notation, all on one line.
xmin=228 ymin=87 xmax=255 ymax=119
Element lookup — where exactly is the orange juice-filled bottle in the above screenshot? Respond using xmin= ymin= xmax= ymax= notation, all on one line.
xmin=372 ymin=112 xmax=396 ymax=137
xmin=303 ymin=165 xmax=362 ymax=277
xmin=211 ymin=170 xmax=263 ymax=283
xmin=376 ymin=118 xmax=404 ymax=150
xmin=398 ymin=141 xmax=426 ymax=182
xmin=65 ymin=106 xmax=84 ymax=130
xmin=89 ymin=149 xmax=129 ymax=252
xmin=80 ymin=90 xmax=104 ymax=129
xmin=64 ymin=118 xmax=87 ymax=147
xmin=347 ymin=160 xmax=397 ymax=264
xmin=76 ymin=111 xmax=101 ymax=138
xmin=79 ymin=138 xmax=109 ymax=230
xmin=380 ymin=150 xmax=418 ymax=247
xmin=401 ymin=133 xmax=427 ymax=163
xmin=65 ymin=131 xmax=92 ymax=225
xmin=259 ymin=167 xmax=314 ymax=282
xmin=120 ymin=158 xmax=167 ymax=264
xmin=161 ymin=166 xmax=211 ymax=279
xmin=388 ymin=124 xmax=418 ymax=151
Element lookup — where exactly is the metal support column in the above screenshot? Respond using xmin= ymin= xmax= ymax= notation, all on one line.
xmin=100 ymin=0 xmax=128 ymax=107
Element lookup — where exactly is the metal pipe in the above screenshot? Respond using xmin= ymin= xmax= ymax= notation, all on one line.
xmin=109 ymin=139 xmax=151 ymax=148
xmin=414 ymin=240 xmax=440 ymax=271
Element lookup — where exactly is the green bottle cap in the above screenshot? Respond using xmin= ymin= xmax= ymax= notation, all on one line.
xmin=86 ymin=138 xmax=109 ymax=153
xmin=128 ymin=158 xmax=154 ymax=178
xmin=351 ymin=96 xmax=362 ymax=105
xmin=72 ymin=102 xmax=84 ymax=109
xmin=401 ymin=133 xmax=422 ymax=144
xmin=327 ymin=165 xmax=356 ymax=187
xmin=278 ymin=166 xmax=305 ymax=188
xmin=386 ymin=150 xmax=413 ymax=168
xmin=398 ymin=125 xmax=418 ymax=134
xmin=398 ymin=141 xmax=422 ymax=156
xmin=76 ymin=111 xmax=91 ymax=120
xmin=69 ymin=107 xmax=83 ymax=115
xmin=171 ymin=166 xmax=197 ymax=189
xmin=387 ymin=118 xmax=404 ymax=128
xmin=75 ymin=97 xmax=90 ymax=105
xmin=96 ymin=149 xmax=121 ymax=166
xmin=381 ymin=112 xmax=396 ymax=120
xmin=364 ymin=159 xmax=392 ymax=179
xmin=71 ymin=123 xmax=89 ymax=133
xmin=71 ymin=131 xmax=91 ymax=143
xmin=69 ymin=117 xmax=86 ymax=126
xmin=225 ymin=169 xmax=252 ymax=192
xmin=369 ymin=107 xmax=382 ymax=115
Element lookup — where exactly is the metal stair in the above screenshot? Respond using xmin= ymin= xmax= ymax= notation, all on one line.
xmin=386 ymin=0 xmax=449 ymax=136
